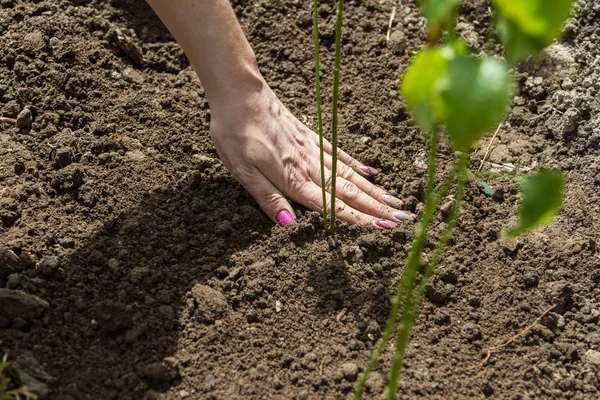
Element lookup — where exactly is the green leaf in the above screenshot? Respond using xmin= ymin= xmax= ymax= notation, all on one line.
xmin=494 ymin=0 xmax=574 ymax=63
xmin=440 ymin=54 xmax=513 ymax=151
xmin=400 ymin=48 xmax=449 ymax=134
xmin=418 ymin=0 xmax=462 ymax=39
xmin=505 ymin=169 xmax=565 ymax=238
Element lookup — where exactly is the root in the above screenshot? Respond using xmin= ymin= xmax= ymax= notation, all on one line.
xmin=467 ymin=304 xmax=556 ymax=371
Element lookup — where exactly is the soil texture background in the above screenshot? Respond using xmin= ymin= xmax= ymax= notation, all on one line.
xmin=1 ymin=0 xmax=600 ymax=399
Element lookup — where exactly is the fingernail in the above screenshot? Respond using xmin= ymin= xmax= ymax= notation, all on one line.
xmin=382 ymin=194 xmax=403 ymax=209
xmin=276 ymin=210 xmax=296 ymax=226
xmin=393 ymin=210 xmax=416 ymax=221
xmin=373 ymin=219 xmax=397 ymax=229
xmin=360 ymin=165 xmax=379 ymax=176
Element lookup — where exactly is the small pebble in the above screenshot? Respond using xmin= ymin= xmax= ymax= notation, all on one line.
xmin=340 ymin=362 xmax=359 ymax=381
xmin=37 ymin=256 xmax=60 ymax=278
xmin=16 ymin=108 xmax=32 ymax=128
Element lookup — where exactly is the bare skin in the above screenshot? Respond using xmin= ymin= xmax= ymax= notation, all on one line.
xmin=146 ymin=0 xmax=414 ymax=227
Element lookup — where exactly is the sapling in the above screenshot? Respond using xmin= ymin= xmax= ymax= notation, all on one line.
xmin=353 ymin=0 xmax=573 ymax=399
xmin=312 ymin=0 xmax=345 ymax=234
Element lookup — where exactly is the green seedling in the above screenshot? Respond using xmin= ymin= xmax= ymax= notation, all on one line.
xmin=353 ymin=0 xmax=572 ymax=399
xmin=0 ymin=356 xmax=38 ymax=400
xmin=312 ymin=0 xmax=328 ymax=230
xmin=312 ymin=0 xmax=345 ymax=234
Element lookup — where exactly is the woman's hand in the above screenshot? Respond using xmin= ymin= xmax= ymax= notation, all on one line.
xmin=210 ymin=79 xmax=414 ymax=227
xmin=145 ymin=0 xmax=414 ymax=227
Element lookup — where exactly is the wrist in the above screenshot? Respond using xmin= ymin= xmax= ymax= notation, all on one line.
xmin=193 ymin=53 xmax=267 ymax=117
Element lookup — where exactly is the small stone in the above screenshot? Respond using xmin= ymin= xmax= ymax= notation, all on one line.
xmin=214 ymin=220 xmax=232 ymax=235
xmin=558 ymin=377 xmax=576 ymax=391
xmin=190 ymin=284 xmax=228 ymax=323
xmin=461 ymin=322 xmax=482 ymax=342
xmin=22 ymin=31 xmax=45 ymax=56
xmin=387 ymin=30 xmax=407 ymax=54
xmin=492 ymin=186 xmax=505 ymax=202
xmin=340 ymin=362 xmax=359 ymax=381
xmin=37 ymin=256 xmax=60 ymax=278
xmin=16 ymin=108 xmax=33 ymax=128
xmin=54 ymin=148 xmax=73 ymax=168
xmin=544 ymin=281 xmax=572 ymax=312
xmin=440 ymin=200 xmax=453 ymax=217
xmin=58 ymin=237 xmax=75 ymax=248
xmin=584 ymin=349 xmax=600 ymax=365
xmin=502 ymin=240 xmax=521 ymax=257
xmin=123 ymin=324 xmax=146 ymax=344
xmin=130 ymin=266 xmax=150 ymax=282
xmin=275 ymin=300 xmax=283 ymax=313
xmin=93 ymin=301 xmax=132 ymax=332
xmin=136 ymin=358 xmax=179 ymax=381
xmin=6 ymin=273 xmax=21 ymax=289
xmin=0 ymin=247 xmax=20 ymax=278
xmin=482 ymin=382 xmax=494 ymax=396
xmin=0 ymin=289 xmax=49 ymax=319
xmin=122 ymin=67 xmax=145 ymax=84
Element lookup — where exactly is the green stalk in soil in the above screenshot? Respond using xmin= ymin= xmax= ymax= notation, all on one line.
xmin=354 ymin=128 xmax=440 ymax=399
xmin=312 ymin=0 xmax=328 ymax=230
xmin=329 ymin=0 xmax=345 ymax=234
xmin=386 ymin=152 xmax=469 ymax=399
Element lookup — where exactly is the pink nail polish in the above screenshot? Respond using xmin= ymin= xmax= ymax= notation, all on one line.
xmin=382 ymin=194 xmax=403 ymax=209
xmin=276 ymin=210 xmax=296 ymax=226
xmin=393 ymin=210 xmax=416 ymax=221
xmin=360 ymin=165 xmax=379 ymax=176
xmin=373 ymin=219 xmax=397 ymax=229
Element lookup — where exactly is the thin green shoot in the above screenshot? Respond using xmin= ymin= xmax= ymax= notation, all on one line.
xmin=386 ymin=152 xmax=469 ymax=399
xmin=312 ymin=0 xmax=328 ymax=230
xmin=0 ymin=356 xmax=37 ymax=400
xmin=329 ymin=0 xmax=345 ymax=234
xmin=353 ymin=128 xmax=440 ymax=399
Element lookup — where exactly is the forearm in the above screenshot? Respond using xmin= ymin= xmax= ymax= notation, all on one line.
xmin=145 ymin=0 xmax=264 ymax=113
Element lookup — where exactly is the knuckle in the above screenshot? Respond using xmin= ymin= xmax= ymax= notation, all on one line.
xmin=342 ymin=181 xmax=359 ymax=200
xmin=340 ymin=164 xmax=355 ymax=180
xmin=289 ymin=168 xmax=312 ymax=191
xmin=257 ymin=191 xmax=282 ymax=208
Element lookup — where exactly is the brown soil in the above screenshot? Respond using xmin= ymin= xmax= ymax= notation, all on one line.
xmin=1 ymin=0 xmax=599 ymax=399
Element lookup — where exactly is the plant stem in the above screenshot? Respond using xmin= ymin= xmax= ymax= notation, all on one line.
xmin=422 ymin=153 xmax=469 ymax=283
xmin=312 ymin=0 xmax=328 ymax=230
xmin=353 ymin=128 xmax=439 ymax=399
xmin=386 ymin=152 xmax=469 ymax=400
xmin=329 ymin=0 xmax=345 ymax=234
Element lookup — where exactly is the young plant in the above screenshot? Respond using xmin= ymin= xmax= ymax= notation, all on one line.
xmin=312 ymin=0 xmax=345 ymax=234
xmin=0 ymin=356 xmax=37 ymax=400
xmin=354 ymin=0 xmax=572 ymax=398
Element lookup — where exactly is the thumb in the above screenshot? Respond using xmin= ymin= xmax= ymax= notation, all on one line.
xmin=242 ymin=172 xmax=296 ymax=226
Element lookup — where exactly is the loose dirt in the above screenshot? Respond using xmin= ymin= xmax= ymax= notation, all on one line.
xmin=1 ymin=0 xmax=599 ymax=399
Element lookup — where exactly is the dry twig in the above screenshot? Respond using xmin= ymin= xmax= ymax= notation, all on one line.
xmin=467 ymin=304 xmax=556 ymax=371
xmin=386 ymin=7 xmax=396 ymax=43
xmin=477 ymin=123 xmax=502 ymax=172
xmin=0 ymin=117 xmax=17 ymax=125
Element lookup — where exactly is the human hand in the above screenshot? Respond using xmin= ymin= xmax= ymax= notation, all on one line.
xmin=209 ymin=80 xmax=415 ymax=228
